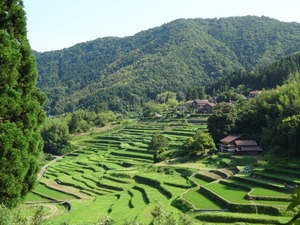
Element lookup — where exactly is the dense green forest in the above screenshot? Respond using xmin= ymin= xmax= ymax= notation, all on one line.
xmin=208 ymin=52 xmax=300 ymax=94
xmin=207 ymin=62 xmax=300 ymax=159
xmin=0 ymin=0 xmax=45 ymax=207
xmin=34 ymin=16 xmax=300 ymax=114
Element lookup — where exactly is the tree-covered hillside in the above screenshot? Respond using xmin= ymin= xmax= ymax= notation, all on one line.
xmin=35 ymin=16 xmax=300 ymax=114
xmin=208 ymin=52 xmax=300 ymax=94
xmin=206 ymin=52 xmax=300 ymax=158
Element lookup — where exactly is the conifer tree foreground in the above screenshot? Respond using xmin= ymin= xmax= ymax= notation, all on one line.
xmin=0 ymin=0 xmax=45 ymax=207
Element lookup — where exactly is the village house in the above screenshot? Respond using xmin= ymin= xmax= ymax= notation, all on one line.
xmin=235 ymin=140 xmax=263 ymax=154
xmin=186 ymin=99 xmax=216 ymax=113
xmin=219 ymin=135 xmax=263 ymax=154
xmin=202 ymin=102 xmax=216 ymax=113
xmin=248 ymin=90 xmax=261 ymax=98
xmin=219 ymin=135 xmax=240 ymax=152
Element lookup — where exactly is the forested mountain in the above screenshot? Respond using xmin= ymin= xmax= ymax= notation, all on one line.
xmin=208 ymin=52 xmax=300 ymax=94
xmin=34 ymin=16 xmax=300 ymax=114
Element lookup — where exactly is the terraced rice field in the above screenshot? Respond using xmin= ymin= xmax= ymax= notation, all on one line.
xmin=25 ymin=118 xmax=295 ymax=224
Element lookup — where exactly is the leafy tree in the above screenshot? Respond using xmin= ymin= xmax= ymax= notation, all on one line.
xmin=176 ymin=91 xmax=186 ymax=102
xmin=151 ymin=201 xmax=192 ymax=225
xmin=156 ymin=91 xmax=176 ymax=104
xmin=142 ymin=100 xmax=167 ymax=117
xmin=186 ymin=88 xmax=198 ymax=100
xmin=183 ymin=130 xmax=216 ymax=156
xmin=207 ymin=102 xmax=238 ymax=142
xmin=198 ymin=86 xmax=206 ymax=99
xmin=148 ymin=134 xmax=169 ymax=152
xmin=284 ymin=186 xmax=300 ymax=225
xmin=0 ymin=0 xmax=45 ymax=207
xmin=216 ymin=90 xmax=246 ymax=103
xmin=41 ymin=118 xmax=70 ymax=155
xmin=68 ymin=113 xmax=81 ymax=134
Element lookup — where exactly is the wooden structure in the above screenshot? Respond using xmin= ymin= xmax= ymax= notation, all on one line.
xmin=219 ymin=135 xmax=240 ymax=152
xmin=248 ymin=90 xmax=261 ymax=98
xmin=235 ymin=140 xmax=263 ymax=154
xmin=219 ymin=135 xmax=263 ymax=154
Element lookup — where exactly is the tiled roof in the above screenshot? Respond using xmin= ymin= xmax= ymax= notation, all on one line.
xmin=235 ymin=140 xmax=258 ymax=146
xmin=220 ymin=135 xmax=240 ymax=144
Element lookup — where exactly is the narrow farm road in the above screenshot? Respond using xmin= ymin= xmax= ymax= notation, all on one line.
xmin=37 ymin=156 xmax=63 ymax=181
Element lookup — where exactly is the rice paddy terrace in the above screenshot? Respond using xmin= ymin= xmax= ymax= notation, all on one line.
xmin=25 ymin=117 xmax=297 ymax=224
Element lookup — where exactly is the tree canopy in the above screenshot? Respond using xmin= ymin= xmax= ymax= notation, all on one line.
xmin=0 ymin=0 xmax=45 ymax=207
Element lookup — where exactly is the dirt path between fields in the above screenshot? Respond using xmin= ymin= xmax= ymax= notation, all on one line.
xmin=37 ymin=156 xmax=63 ymax=181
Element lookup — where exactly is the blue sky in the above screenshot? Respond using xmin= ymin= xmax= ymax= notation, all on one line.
xmin=24 ymin=0 xmax=300 ymax=52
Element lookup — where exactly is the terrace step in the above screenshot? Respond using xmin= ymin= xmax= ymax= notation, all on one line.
xmin=265 ymin=167 xmax=300 ymax=179
xmin=252 ymin=171 xmax=300 ymax=186
xmin=41 ymin=180 xmax=90 ymax=200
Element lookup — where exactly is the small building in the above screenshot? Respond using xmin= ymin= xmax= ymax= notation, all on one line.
xmin=192 ymin=99 xmax=209 ymax=108
xmin=219 ymin=135 xmax=263 ymax=154
xmin=248 ymin=90 xmax=261 ymax=98
xmin=186 ymin=100 xmax=194 ymax=107
xmin=202 ymin=102 xmax=216 ymax=113
xmin=219 ymin=135 xmax=240 ymax=152
xmin=235 ymin=140 xmax=263 ymax=154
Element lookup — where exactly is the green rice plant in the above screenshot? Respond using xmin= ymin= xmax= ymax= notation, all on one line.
xmin=145 ymin=172 xmax=191 ymax=188
xmin=109 ymin=192 xmax=142 ymax=223
xmin=49 ymin=196 xmax=118 ymax=224
xmin=72 ymin=175 xmax=112 ymax=195
xmin=109 ymin=151 xmax=153 ymax=162
xmin=194 ymin=211 xmax=289 ymax=224
xmin=130 ymin=188 xmax=148 ymax=209
xmin=134 ymin=183 xmax=169 ymax=203
xmin=183 ymin=188 xmax=221 ymax=210
xmin=25 ymin=192 xmax=49 ymax=202
xmin=33 ymin=184 xmax=77 ymax=200
xmin=161 ymin=184 xmax=186 ymax=200
xmin=205 ymin=182 xmax=249 ymax=204
xmin=250 ymin=187 xmax=291 ymax=198
xmin=253 ymin=170 xmax=300 ymax=184
xmin=193 ymin=176 xmax=209 ymax=186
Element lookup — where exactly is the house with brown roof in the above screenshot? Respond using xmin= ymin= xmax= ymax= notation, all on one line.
xmin=186 ymin=100 xmax=194 ymax=107
xmin=186 ymin=99 xmax=209 ymax=108
xmin=219 ymin=135 xmax=263 ymax=154
xmin=219 ymin=135 xmax=240 ymax=152
xmin=248 ymin=90 xmax=261 ymax=98
xmin=202 ymin=102 xmax=216 ymax=113
xmin=193 ymin=99 xmax=209 ymax=107
xmin=235 ymin=140 xmax=263 ymax=154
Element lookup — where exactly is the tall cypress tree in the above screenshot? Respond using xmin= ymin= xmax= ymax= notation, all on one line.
xmin=0 ymin=0 xmax=45 ymax=207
